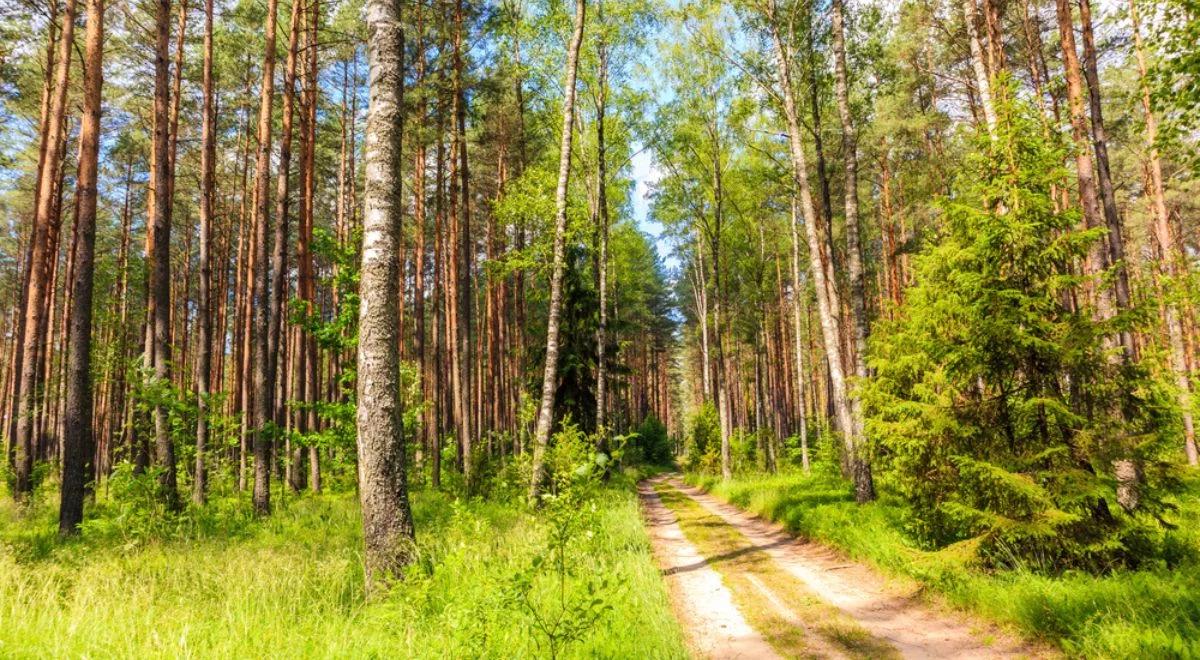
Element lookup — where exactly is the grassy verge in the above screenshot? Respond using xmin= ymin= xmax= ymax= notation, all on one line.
xmin=686 ymin=469 xmax=1200 ymax=658
xmin=654 ymin=482 xmax=896 ymax=659
xmin=0 ymin=473 xmax=687 ymax=658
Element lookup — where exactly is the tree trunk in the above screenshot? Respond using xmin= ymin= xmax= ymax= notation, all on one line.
xmin=1079 ymin=0 xmax=1136 ymax=359
xmin=357 ymin=0 xmax=415 ymax=586
xmin=831 ymin=0 xmax=874 ymax=499
xmin=60 ymin=0 xmax=104 ymax=533
xmin=788 ymin=197 xmax=811 ymax=473
xmin=270 ymin=0 xmax=303 ymax=486
xmin=299 ymin=0 xmax=320 ymax=493
xmin=1129 ymin=0 xmax=1197 ymax=466
xmin=1054 ymin=0 xmax=1106 ymax=303
xmin=194 ymin=0 xmax=216 ymax=505
xmin=249 ymin=0 xmax=281 ymax=515
xmin=145 ymin=0 xmax=179 ymax=508
xmin=529 ymin=0 xmax=586 ymax=502
xmin=963 ymin=0 xmax=998 ymax=137
xmin=768 ymin=0 xmax=870 ymax=502
xmin=13 ymin=0 xmax=76 ymax=498
xmin=595 ymin=33 xmax=610 ymax=437
xmin=453 ymin=0 xmax=474 ymax=491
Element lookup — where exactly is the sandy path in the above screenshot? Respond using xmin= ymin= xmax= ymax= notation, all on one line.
xmin=661 ymin=475 xmax=1047 ymax=659
xmin=637 ymin=480 xmax=781 ymax=659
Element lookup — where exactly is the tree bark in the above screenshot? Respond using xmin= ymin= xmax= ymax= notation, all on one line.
xmin=357 ymin=0 xmax=415 ymax=586
xmin=595 ymin=32 xmax=610 ymax=437
xmin=249 ymin=0 xmax=281 ymax=515
xmin=963 ymin=0 xmax=998 ymax=137
xmin=60 ymin=0 xmax=104 ymax=533
xmin=299 ymin=0 xmax=320 ymax=493
xmin=788 ymin=197 xmax=811 ymax=473
xmin=270 ymin=0 xmax=303 ymax=493
xmin=830 ymin=0 xmax=874 ymax=499
xmin=529 ymin=0 xmax=586 ymax=502
xmin=1129 ymin=0 xmax=1197 ymax=466
xmin=13 ymin=0 xmax=76 ymax=498
xmin=453 ymin=0 xmax=474 ymax=491
xmin=767 ymin=0 xmax=871 ymax=502
xmin=194 ymin=0 xmax=216 ymax=504
xmin=1079 ymin=0 xmax=1135 ymax=359
xmin=1054 ymin=0 xmax=1106 ymax=301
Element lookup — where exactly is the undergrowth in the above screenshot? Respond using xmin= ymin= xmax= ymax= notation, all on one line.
xmin=0 ymin=469 xmax=686 ymax=658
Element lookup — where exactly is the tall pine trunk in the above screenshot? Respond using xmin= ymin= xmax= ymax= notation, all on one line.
xmin=249 ymin=0 xmax=281 ymax=515
xmin=194 ymin=0 xmax=216 ymax=504
xmin=271 ymin=0 xmax=303 ymax=492
xmin=1079 ymin=0 xmax=1135 ymax=359
xmin=1129 ymin=0 xmax=1198 ymax=466
xmin=60 ymin=0 xmax=104 ymax=533
xmin=767 ymin=0 xmax=869 ymax=503
xmin=788 ymin=197 xmax=810 ymax=473
xmin=594 ymin=31 xmax=609 ymax=437
xmin=13 ymin=0 xmax=76 ymax=498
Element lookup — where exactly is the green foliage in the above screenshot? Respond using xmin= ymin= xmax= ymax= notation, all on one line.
xmin=285 ymin=227 xmax=366 ymax=487
xmin=861 ymin=91 xmax=1182 ymax=571
xmin=681 ymin=402 xmax=720 ymax=473
xmin=505 ymin=426 xmax=618 ymax=659
xmin=0 ymin=478 xmax=686 ymax=658
xmin=1152 ymin=0 xmax=1200 ymax=164
xmin=77 ymin=464 xmax=257 ymax=548
xmin=628 ymin=414 xmax=672 ymax=465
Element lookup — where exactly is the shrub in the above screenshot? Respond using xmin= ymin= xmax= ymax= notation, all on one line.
xmin=682 ymin=403 xmax=719 ymax=473
xmin=631 ymin=415 xmax=672 ymax=466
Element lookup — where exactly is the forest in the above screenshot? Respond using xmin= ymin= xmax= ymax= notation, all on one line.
xmin=1 ymin=0 xmax=1199 ymax=654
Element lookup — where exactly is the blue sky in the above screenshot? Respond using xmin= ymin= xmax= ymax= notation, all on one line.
xmin=629 ymin=143 xmax=678 ymax=271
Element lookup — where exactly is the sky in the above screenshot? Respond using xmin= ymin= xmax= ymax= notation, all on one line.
xmin=629 ymin=144 xmax=678 ymax=272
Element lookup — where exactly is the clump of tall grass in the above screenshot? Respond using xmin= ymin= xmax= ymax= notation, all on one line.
xmin=0 ymin=465 xmax=686 ymax=658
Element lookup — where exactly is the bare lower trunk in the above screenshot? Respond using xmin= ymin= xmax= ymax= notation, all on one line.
xmin=194 ymin=0 xmax=216 ymax=505
xmin=60 ymin=0 xmax=104 ymax=533
xmin=831 ymin=0 xmax=874 ymax=499
xmin=14 ymin=0 xmax=77 ymax=499
xmin=357 ymin=0 xmax=415 ymax=586
xmin=268 ymin=0 xmax=303 ymax=456
xmin=452 ymin=0 xmax=474 ymax=491
xmin=594 ymin=36 xmax=609 ymax=438
xmin=788 ymin=198 xmax=810 ymax=473
xmin=249 ymin=0 xmax=281 ymax=516
xmin=529 ymin=0 xmax=586 ymax=502
xmin=147 ymin=0 xmax=179 ymax=508
xmin=767 ymin=0 xmax=871 ymax=502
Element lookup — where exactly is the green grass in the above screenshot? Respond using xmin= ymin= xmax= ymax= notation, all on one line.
xmin=686 ymin=468 xmax=1200 ymax=658
xmin=0 ymin=473 xmax=688 ymax=659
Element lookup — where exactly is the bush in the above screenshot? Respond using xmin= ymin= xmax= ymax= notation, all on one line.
xmin=682 ymin=403 xmax=719 ymax=473
xmin=630 ymin=415 xmax=672 ymax=466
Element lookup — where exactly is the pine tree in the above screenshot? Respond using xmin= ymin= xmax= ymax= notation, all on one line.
xmin=862 ymin=91 xmax=1179 ymax=570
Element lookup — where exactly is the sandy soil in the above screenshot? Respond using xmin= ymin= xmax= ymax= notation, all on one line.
xmin=658 ymin=475 xmax=1050 ymax=659
xmin=637 ymin=479 xmax=782 ymax=659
